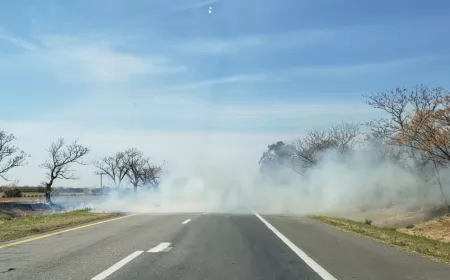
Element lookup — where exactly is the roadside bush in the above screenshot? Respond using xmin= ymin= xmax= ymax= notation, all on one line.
xmin=364 ymin=218 xmax=373 ymax=225
xmin=0 ymin=186 xmax=46 ymax=193
xmin=36 ymin=186 xmax=45 ymax=193
xmin=4 ymin=188 xmax=22 ymax=198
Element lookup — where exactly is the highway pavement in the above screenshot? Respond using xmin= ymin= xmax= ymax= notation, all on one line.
xmin=1 ymin=211 xmax=449 ymax=280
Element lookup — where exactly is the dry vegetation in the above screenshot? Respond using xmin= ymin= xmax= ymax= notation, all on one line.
xmin=0 ymin=209 xmax=120 ymax=242
xmin=399 ymin=215 xmax=450 ymax=243
xmin=260 ymin=86 xmax=450 ymax=214
xmin=260 ymin=86 xmax=450 ymax=262
xmin=325 ymin=204 xmax=449 ymax=228
xmin=311 ymin=215 xmax=450 ymax=263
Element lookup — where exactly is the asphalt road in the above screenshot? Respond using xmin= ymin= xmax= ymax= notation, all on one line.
xmin=1 ymin=212 xmax=449 ymax=280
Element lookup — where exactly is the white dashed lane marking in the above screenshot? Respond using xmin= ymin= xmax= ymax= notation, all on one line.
xmin=182 ymin=219 xmax=191 ymax=225
xmin=148 ymin=242 xmax=172 ymax=253
xmin=91 ymin=251 xmax=144 ymax=280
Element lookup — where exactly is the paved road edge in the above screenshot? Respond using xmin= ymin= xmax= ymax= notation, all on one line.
xmin=251 ymin=210 xmax=338 ymax=280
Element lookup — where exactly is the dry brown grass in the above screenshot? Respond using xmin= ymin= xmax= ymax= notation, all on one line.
xmin=311 ymin=215 xmax=450 ymax=264
xmin=399 ymin=215 xmax=450 ymax=243
xmin=323 ymin=204 xmax=448 ymax=228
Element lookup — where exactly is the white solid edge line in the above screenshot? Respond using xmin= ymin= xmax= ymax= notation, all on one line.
xmin=182 ymin=219 xmax=191 ymax=224
xmin=91 ymin=250 xmax=144 ymax=280
xmin=252 ymin=211 xmax=338 ymax=280
xmin=148 ymin=242 xmax=172 ymax=253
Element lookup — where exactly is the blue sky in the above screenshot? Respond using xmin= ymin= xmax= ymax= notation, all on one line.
xmin=1 ymin=0 xmax=450 ymax=185
xmin=1 ymin=0 xmax=450 ymax=130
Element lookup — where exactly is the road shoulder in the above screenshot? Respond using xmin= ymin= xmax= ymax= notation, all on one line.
xmin=264 ymin=215 xmax=450 ymax=280
xmin=311 ymin=215 xmax=450 ymax=264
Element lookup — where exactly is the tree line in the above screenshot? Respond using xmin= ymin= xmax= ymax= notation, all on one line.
xmin=259 ymin=85 xmax=450 ymax=211
xmin=0 ymin=135 xmax=164 ymax=203
xmin=3 ymin=85 xmax=450 ymax=208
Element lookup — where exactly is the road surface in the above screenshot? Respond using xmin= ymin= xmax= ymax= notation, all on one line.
xmin=0 ymin=212 xmax=449 ymax=280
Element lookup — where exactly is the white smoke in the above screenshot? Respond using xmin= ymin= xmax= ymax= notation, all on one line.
xmin=86 ymin=141 xmax=450 ymax=220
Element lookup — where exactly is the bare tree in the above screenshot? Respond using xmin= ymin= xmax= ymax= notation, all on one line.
xmin=365 ymin=85 xmax=446 ymax=144
xmin=123 ymin=148 xmax=148 ymax=192
xmin=259 ymin=123 xmax=361 ymax=178
xmin=0 ymin=130 xmax=28 ymax=180
xmin=365 ymin=85 xmax=450 ymax=164
xmin=40 ymin=138 xmax=90 ymax=203
xmin=365 ymin=85 xmax=450 ymax=210
xmin=93 ymin=152 xmax=129 ymax=187
xmin=122 ymin=148 xmax=166 ymax=192
xmin=141 ymin=161 xmax=166 ymax=188
xmin=293 ymin=123 xmax=361 ymax=169
xmin=365 ymin=87 xmax=411 ymax=139
xmin=329 ymin=123 xmax=362 ymax=152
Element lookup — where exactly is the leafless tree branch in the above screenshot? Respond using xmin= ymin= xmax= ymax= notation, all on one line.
xmin=40 ymin=138 xmax=90 ymax=202
xmin=0 ymin=130 xmax=28 ymax=180
xmin=93 ymin=152 xmax=129 ymax=187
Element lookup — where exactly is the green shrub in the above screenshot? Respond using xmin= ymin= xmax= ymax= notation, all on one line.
xmin=364 ymin=218 xmax=373 ymax=225
xmin=36 ymin=186 xmax=45 ymax=193
xmin=4 ymin=188 xmax=22 ymax=198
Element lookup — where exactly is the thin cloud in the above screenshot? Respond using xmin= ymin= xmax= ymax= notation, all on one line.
xmin=41 ymin=35 xmax=187 ymax=82
xmin=1 ymin=33 xmax=186 ymax=83
xmin=48 ymin=92 xmax=380 ymax=132
xmin=175 ymin=20 xmax=440 ymax=55
xmin=284 ymin=56 xmax=438 ymax=76
xmin=180 ymin=36 xmax=262 ymax=54
xmin=0 ymin=33 xmax=38 ymax=51
xmin=176 ymin=29 xmax=336 ymax=54
xmin=165 ymin=73 xmax=269 ymax=91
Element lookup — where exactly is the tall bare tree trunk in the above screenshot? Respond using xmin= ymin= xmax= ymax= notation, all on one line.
xmin=433 ymin=161 xmax=450 ymax=213
xmin=45 ymin=183 xmax=52 ymax=203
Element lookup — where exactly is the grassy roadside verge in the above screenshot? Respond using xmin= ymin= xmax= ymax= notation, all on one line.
xmin=311 ymin=215 xmax=450 ymax=264
xmin=0 ymin=209 xmax=121 ymax=242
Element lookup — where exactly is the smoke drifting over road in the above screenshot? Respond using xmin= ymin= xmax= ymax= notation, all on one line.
xmin=86 ymin=142 xmax=450 ymax=219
